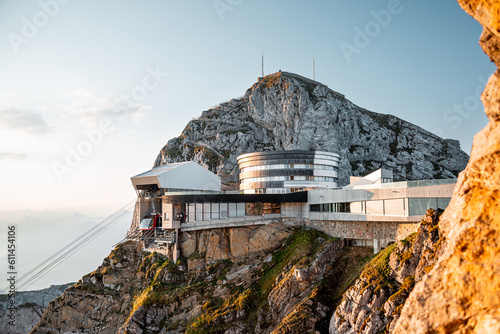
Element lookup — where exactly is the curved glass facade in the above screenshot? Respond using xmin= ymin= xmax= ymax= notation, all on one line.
xmin=237 ymin=150 xmax=340 ymax=194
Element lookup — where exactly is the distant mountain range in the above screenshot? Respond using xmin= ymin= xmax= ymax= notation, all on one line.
xmin=154 ymin=71 xmax=469 ymax=188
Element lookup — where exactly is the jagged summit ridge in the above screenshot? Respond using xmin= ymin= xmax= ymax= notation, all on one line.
xmin=155 ymin=71 xmax=469 ymax=187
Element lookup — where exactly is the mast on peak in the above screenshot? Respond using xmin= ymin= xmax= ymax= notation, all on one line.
xmin=261 ymin=50 xmax=264 ymax=77
xmin=313 ymin=57 xmax=315 ymax=81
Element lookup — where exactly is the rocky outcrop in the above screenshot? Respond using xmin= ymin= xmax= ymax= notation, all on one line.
xmin=30 ymin=224 xmax=375 ymax=334
xmin=0 ymin=283 xmax=73 ymax=334
xmin=154 ymin=71 xmax=469 ymax=188
xmin=392 ymin=1 xmax=500 ymax=332
xmin=329 ymin=210 xmax=443 ymax=334
xmin=118 ymin=230 xmax=344 ymax=334
xmin=31 ymin=241 xmax=145 ymax=333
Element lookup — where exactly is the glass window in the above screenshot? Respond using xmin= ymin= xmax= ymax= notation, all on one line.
xmin=187 ymin=203 xmax=195 ymax=222
xmin=340 ymin=203 xmax=351 ymax=213
xmin=228 ymin=203 xmax=237 ymax=218
xmin=173 ymin=203 xmax=185 ymax=221
xmin=263 ymin=203 xmax=272 ymax=214
xmin=203 ymin=203 xmax=211 ymax=220
xmin=310 ymin=204 xmax=320 ymax=212
xmin=195 ymin=203 xmax=204 ymax=221
xmin=409 ymin=198 xmax=436 ymax=216
xmin=246 ymin=203 xmax=254 ymax=215
xmin=211 ymin=203 xmax=220 ymax=219
xmin=220 ymin=203 xmax=228 ymax=219
xmin=272 ymin=203 xmax=281 ymax=214
xmin=237 ymin=203 xmax=245 ymax=217
xmin=246 ymin=203 xmax=263 ymax=215
xmin=255 ymin=203 xmax=263 ymax=215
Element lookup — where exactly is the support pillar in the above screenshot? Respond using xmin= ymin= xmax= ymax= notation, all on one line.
xmin=173 ymin=229 xmax=180 ymax=262
xmin=373 ymin=238 xmax=380 ymax=254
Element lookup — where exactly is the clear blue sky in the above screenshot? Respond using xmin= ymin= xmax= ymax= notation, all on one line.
xmin=0 ymin=0 xmax=495 ymax=215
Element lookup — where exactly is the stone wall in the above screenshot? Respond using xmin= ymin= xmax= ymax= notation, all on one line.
xmin=284 ymin=218 xmax=420 ymax=246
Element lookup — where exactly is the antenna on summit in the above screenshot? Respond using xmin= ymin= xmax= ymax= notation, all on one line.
xmin=261 ymin=50 xmax=264 ymax=77
xmin=313 ymin=57 xmax=315 ymax=81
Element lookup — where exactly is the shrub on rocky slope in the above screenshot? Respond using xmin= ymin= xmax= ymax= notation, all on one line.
xmin=330 ymin=209 xmax=444 ymax=334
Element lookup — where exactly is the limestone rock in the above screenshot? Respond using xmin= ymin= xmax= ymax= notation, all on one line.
xmin=31 ymin=241 xmax=144 ymax=334
xmin=180 ymin=223 xmax=293 ymax=264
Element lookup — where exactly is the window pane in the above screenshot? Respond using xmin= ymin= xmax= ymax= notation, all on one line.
xmin=204 ymin=203 xmax=211 ymax=220
xmin=237 ymin=203 xmax=245 ymax=217
xmin=437 ymin=198 xmax=451 ymax=212
xmin=188 ymin=203 xmax=196 ymax=222
xmin=255 ymin=203 xmax=263 ymax=215
xmin=220 ymin=203 xmax=228 ymax=218
xmin=271 ymin=203 xmax=281 ymax=214
xmin=409 ymin=198 xmax=435 ymax=216
xmin=310 ymin=204 xmax=319 ymax=212
xmin=263 ymin=203 xmax=272 ymax=214
xmin=246 ymin=203 xmax=254 ymax=215
xmin=196 ymin=203 xmax=204 ymax=221
xmin=228 ymin=203 xmax=237 ymax=218
xmin=211 ymin=203 xmax=220 ymax=219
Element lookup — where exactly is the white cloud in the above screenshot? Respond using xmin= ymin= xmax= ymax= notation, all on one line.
xmin=58 ymin=91 xmax=151 ymax=129
xmin=0 ymin=104 xmax=49 ymax=135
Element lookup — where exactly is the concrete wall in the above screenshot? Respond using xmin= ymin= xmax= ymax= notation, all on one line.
xmin=308 ymin=183 xmax=455 ymax=204
xmin=281 ymin=202 xmax=304 ymax=217
xmin=161 ymin=203 xmax=181 ymax=229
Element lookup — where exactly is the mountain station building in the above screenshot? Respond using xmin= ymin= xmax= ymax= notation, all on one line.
xmin=130 ymin=150 xmax=455 ymax=258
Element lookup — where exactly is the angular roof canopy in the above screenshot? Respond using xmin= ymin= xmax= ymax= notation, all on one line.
xmin=344 ymin=168 xmax=394 ymax=189
xmin=131 ymin=161 xmax=221 ymax=191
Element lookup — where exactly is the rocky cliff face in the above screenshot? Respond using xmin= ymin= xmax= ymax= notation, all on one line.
xmin=155 ymin=71 xmax=469 ymax=187
xmin=329 ymin=210 xmax=443 ymax=334
xmin=0 ymin=283 xmax=73 ymax=334
xmin=30 ymin=224 xmax=374 ymax=334
xmin=392 ymin=1 xmax=500 ymax=332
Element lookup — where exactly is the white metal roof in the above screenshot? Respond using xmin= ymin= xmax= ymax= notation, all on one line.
xmin=131 ymin=161 xmax=221 ymax=191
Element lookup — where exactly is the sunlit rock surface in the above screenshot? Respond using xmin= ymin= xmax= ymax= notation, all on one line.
xmin=393 ymin=1 xmax=500 ymax=332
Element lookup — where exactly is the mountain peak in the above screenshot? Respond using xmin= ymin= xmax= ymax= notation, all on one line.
xmin=251 ymin=71 xmax=345 ymax=101
xmin=155 ymin=73 xmax=469 ymax=188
